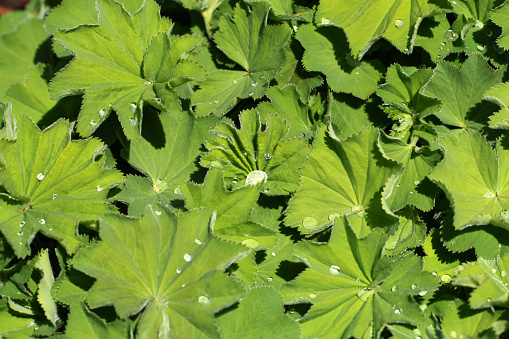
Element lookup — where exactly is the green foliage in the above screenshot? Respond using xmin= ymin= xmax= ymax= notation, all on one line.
xmin=4 ymin=0 xmax=509 ymax=337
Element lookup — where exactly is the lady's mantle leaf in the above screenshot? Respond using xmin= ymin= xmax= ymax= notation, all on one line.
xmin=50 ymin=0 xmax=205 ymax=140
xmin=428 ymin=131 xmax=509 ymax=230
xmin=62 ymin=302 xmax=129 ymax=339
xmin=217 ymin=287 xmax=301 ymax=338
xmin=422 ymin=54 xmax=504 ymax=130
xmin=181 ymin=168 xmax=277 ymax=248
xmin=0 ymin=115 xmax=124 ymax=258
xmin=200 ymin=109 xmax=311 ymax=195
xmin=118 ymin=111 xmax=219 ymax=216
xmin=314 ymin=0 xmax=444 ymax=58
xmin=296 ymin=24 xmax=383 ymax=100
xmin=284 ymin=126 xmax=401 ymax=236
xmin=484 ymin=82 xmax=509 ymax=130
xmin=73 ymin=207 xmax=249 ymax=338
xmin=281 ymin=216 xmax=438 ymax=338
xmin=193 ymin=3 xmax=292 ymax=116
xmin=35 ymin=250 xmax=59 ymax=326
xmin=441 ymin=300 xmax=501 ymax=339
xmin=453 ymin=255 xmax=509 ymax=309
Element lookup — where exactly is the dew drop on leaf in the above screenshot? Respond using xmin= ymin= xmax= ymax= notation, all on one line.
xmin=409 ymin=191 xmax=414 ymax=194
xmin=97 ymin=185 xmax=103 ymax=191
xmin=184 ymin=253 xmax=192 ymax=262
xmin=245 ymin=170 xmax=267 ymax=186
xmin=309 ymin=293 xmax=316 ymax=299
xmin=394 ymin=309 xmax=402 ymax=315
xmin=154 ymin=98 xmax=161 ymax=103
xmin=198 ymin=295 xmax=211 ymax=305
xmin=321 ymin=17 xmax=330 ymax=25
xmin=413 ymin=180 xmax=420 ymax=185
xmin=501 ymin=210 xmax=509 ymax=219
xmin=242 ymin=238 xmax=260 ymax=249
xmin=302 ymin=216 xmax=318 ymax=230
xmin=52 ymin=194 xmax=57 ymax=200
xmin=248 ymin=92 xmax=254 ymax=96
xmin=502 ymin=271 xmax=507 ymax=278
xmin=129 ymin=118 xmax=137 ymax=126
xmin=440 ymin=274 xmax=451 ymax=283
xmin=155 ymin=210 xmax=162 ymax=216
xmin=494 ymin=43 xmax=505 ymax=54
xmin=173 ymin=187 xmax=182 ymax=194
xmin=129 ymin=102 xmax=137 ymax=112
xmin=267 ymin=277 xmax=273 ymax=282
xmin=264 ymin=153 xmax=272 ymax=160
xmin=39 ymin=219 xmax=45 ymax=225
xmin=19 ymin=221 xmax=25 ymax=227
xmin=450 ymin=331 xmax=457 ymax=338
xmin=394 ymin=19 xmax=404 ymax=28
xmin=443 ymin=30 xmax=458 ymax=42
xmin=251 ymin=81 xmax=257 ymax=87
xmin=418 ymin=290 xmax=427 ymax=296
xmin=98 ymin=109 xmax=106 ymax=118
xmin=176 ymin=268 xmax=181 ymax=274
xmin=329 ymin=265 xmax=340 ymax=275
xmin=396 ymin=184 xmax=401 ymax=188
xmin=37 ymin=173 xmax=45 ymax=181
xmin=271 ymin=252 xmax=276 ymax=256
xmin=477 ymin=44 xmax=486 ymax=52
xmin=195 ymin=239 xmax=202 ymax=245
xmin=328 ymin=213 xmax=341 ymax=220
xmin=90 ymin=120 xmax=97 ymax=126
xmin=411 ymin=284 xmax=417 ymax=289
xmin=391 ymin=285 xmax=398 ymax=291
xmin=232 ymin=177 xmax=238 ymax=184
xmin=17 ymin=231 xmax=22 ymax=236
xmin=357 ymin=288 xmax=374 ymax=301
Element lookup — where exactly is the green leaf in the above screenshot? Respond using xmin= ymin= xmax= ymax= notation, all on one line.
xmin=118 ymin=111 xmax=219 ymax=216
xmin=422 ymin=229 xmax=461 ymax=284
xmin=62 ymin=302 xmax=129 ymax=339
xmin=0 ymin=298 xmax=39 ymax=338
xmin=0 ymin=103 xmax=15 ymax=140
xmin=428 ymin=131 xmax=509 ymax=230
xmin=34 ymin=250 xmax=59 ymax=326
xmin=256 ymin=85 xmax=315 ymax=140
xmin=200 ymin=109 xmax=310 ymax=195
xmin=0 ymin=18 xmax=49 ymax=99
xmin=284 ymin=126 xmax=401 ymax=236
xmin=379 ymin=133 xmax=441 ymax=212
xmin=73 ymin=207 xmax=248 ymax=338
xmin=453 ymin=255 xmax=509 ymax=309
xmin=422 ymin=54 xmax=504 ymax=129
xmin=296 ymin=24 xmax=383 ymax=100
xmin=49 ymin=0 xmax=200 ymax=140
xmin=181 ymin=168 xmax=277 ymax=248
xmin=414 ymin=15 xmax=465 ymax=61
xmin=281 ymin=216 xmax=438 ymax=338
xmin=314 ymin=0 xmax=444 ymax=58
xmin=441 ymin=300 xmax=500 ymax=338
xmin=217 ymin=287 xmax=301 ymax=338
xmin=484 ymin=82 xmax=509 ymax=130
xmin=3 ymin=66 xmax=57 ymax=126
xmin=0 ymin=115 xmax=124 ymax=258
xmin=193 ymin=3 xmax=292 ymax=116
xmin=492 ymin=2 xmax=509 ymax=50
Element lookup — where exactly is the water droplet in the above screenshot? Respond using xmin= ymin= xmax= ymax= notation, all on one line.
xmin=475 ymin=20 xmax=484 ymax=28
xmin=271 ymin=252 xmax=276 ymax=256
xmin=97 ymin=185 xmax=103 ymax=191
xmin=260 ymin=75 xmax=265 ymax=79
xmin=321 ymin=17 xmax=330 ymax=25
xmin=48 ymin=228 xmax=52 ymax=231
xmin=176 ymin=268 xmax=181 ymax=274
xmin=90 ymin=120 xmax=97 ymax=126
xmin=251 ymin=81 xmax=257 ymax=87
xmin=409 ymin=191 xmax=414 ymax=194
xmin=396 ymin=184 xmax=401 ymax=188
xmin=39 ymin=219 xmax=46 ymax=225
xmin=420 ymin=304 xmax=427 ymax=311
xmin=232 ymin=177 xmax=238 ymax=184
xmin=19 ymin=221 xmax=25 ymax=227
xmin=413 ymin=180 xmax=420 ymax=185
xmin=184 ymin=253 xmax=192 ymax=262
xmin=267 ymin=277 xmax=273 ymax=282
xmin=357 ymin=288 xmax=374 ymax=301
xmin=309 ymin=293 xmax=316 ymax=299
xmin=394 ymin=309 xmax=402 ymax=315
xmin=418 ymin=290 xmax=427 ymax=296
xmin=329 ymin=265 xmax=340 ymax=275
xmin=233 ymin=80 xmax=237 ymax=84
xmin=155 ymin=210 xmax=162 ymax=216
xmin=501 ymin=271 xmax=507 ymax=278
xmin=17 ymin=231 xmax=23 ymax=236
xmin=351 ymin=205 xmax=365 ymax=216
xmin=492 ymin=268 xmax=497 ymax=274
xmin=248 ymin=92 xmax=254 ymax=96
xmin=302 ymin=216 xmax=318 ymax=230
xmin=195 ymin=239 xmax=202 ymax=245
xmin=154 ymin=98 xmax=161 ymax=103
xmin=411 ymin=284 xmax=417 ymax=289
xmin=98 ymin=109 xmax=106 ymax=118
xmin=129 ymin=102 xmax=137 ymax=112
xmin=328 ymin=213 xmax=341 ymax=221
xmin=242 ymin=238 xmax=260 ymax=249
xmin=444 ymin=30 xmax=458 ymax=42
xmin=477 ymin=44 xmax=486 ymax=52
xmin=264 ymin=153 xmax=272 ymax=160
xmin=264 ymin=188 xmax=270 ymax=193
xmin=394 ymin=19 xmax=404 ymax=28
xmin=245 ymin=170 xmax=267 ymax=186
xmin=391 ymin=285 xmax=398 ymax=292
xmin=52 ymin=194 xmax=57 ymax=200
xmin=413 ymin=328 xmax=421 ymax=336
xmin=198 ymin=295 xmax=211 ymax=305
xmin=37 ymin=173 xmax=45 ymax=181
xmin=173 ymin=187 xmax=181 ymax=194
xmin=19 ymin=242 xmax=23 ymax=245
xmin=494 ymin=43 xmax=505 ymax=54
xmin=450 ymin=331 xmax=457 ymax=338
xmin=441 ymin=274 xmax=451 ymax=283
xmin=129 ymin=118 xmax=137 ymax=126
